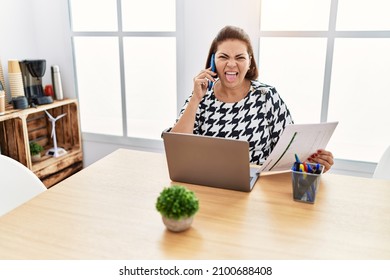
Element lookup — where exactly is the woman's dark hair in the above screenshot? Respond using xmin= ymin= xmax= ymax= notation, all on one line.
xmin=205 ymin=25 xmax=258 ymax=80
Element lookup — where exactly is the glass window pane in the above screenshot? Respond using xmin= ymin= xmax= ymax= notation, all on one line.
xmin=123 ymin=37 xmax=176 ymax=139
xmin=337 ymin=0 xmax=390 ymax=30
xmin=259 ymin=38 xmax=327 ymax=123
xmin=73 ymin=37 xmax=123 ymax=136
xmin=121 ymin=0 xmax=175 ymax=32
xmin=328 ymin=39 xmax=390 ymax=162
xmin=260 ymin=0 xmax=331 ymax=31
xmin=70 ymin=0 xmax=117 ymax=31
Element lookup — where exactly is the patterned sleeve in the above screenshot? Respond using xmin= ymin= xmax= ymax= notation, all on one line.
xmin=163 ymin=93 xmax=201 ymax=135
xmin=179 ymin=93 xmax=202 ymax=134
xmin=264 ymin=87 xmax=293 ymax=148
xmin=176 ymin=94 xmax=191 ymax=120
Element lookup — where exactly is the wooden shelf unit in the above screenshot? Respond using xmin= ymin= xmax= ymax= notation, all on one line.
xmin=0 ymin=99 xmax=83 ymax=188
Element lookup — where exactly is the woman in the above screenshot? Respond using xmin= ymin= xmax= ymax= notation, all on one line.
xmin=171 ymin=25 xmax=334 ymax=171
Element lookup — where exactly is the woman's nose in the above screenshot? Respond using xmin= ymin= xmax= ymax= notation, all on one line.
xmin=226 ymin=58 xmax=237 ymax=67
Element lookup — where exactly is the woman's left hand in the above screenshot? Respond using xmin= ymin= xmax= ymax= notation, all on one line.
xmin=307 ymin=149 xmax=334 ymax=173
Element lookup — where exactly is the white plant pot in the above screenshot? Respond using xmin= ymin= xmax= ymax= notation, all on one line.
xmin=162 ymin=216 xmax=194 ymax=232
xmin=31 ymin=154 xmax=41 ymax=162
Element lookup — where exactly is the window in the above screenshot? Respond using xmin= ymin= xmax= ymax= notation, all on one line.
xmin=328 ymin=38 xmax=390 ymax=162
xmin=259 ymin=0 xmax=390 ymax=165
xmin=69 ymin=0 xmax=176 ymax=140
xmin=260 ymin=0 xmax=331 ymax=31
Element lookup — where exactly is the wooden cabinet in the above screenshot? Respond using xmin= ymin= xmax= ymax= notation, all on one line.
xmin=0 ymin=99 xmax=83 ymax=188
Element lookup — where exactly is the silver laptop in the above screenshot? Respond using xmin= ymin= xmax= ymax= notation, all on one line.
xmin=162 ymin=132 xmax=260 ymax=192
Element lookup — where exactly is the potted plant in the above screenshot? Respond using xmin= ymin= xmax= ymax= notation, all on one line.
xmin=29 ymin=141 xmax=44 ymax=162
xmin=156 ymin=185 xmax=199 ymax=232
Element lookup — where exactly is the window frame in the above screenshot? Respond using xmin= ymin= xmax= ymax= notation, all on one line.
xmin=258 ymin=0 xmax=390 ymax=177
xmin=69 ymin=0 xmax=182 ymax=151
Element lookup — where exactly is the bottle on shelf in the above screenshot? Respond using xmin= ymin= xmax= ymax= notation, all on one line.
xmin=51 ymin=65 xmax=63 ymax=100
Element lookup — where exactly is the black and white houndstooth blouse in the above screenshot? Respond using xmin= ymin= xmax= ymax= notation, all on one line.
xmin=177 ymin=80 xmax=293 ymax=165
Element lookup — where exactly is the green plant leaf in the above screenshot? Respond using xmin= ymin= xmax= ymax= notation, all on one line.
xmin=29 ymin=141 xmax=44 ymax=155
xmin=156 ymin=185 xmax=199 ymax=220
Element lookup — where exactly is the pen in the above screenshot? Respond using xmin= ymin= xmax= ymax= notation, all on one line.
xmin=292 ymin=161 xmax=300 ymax=172
xmin=307 ymin=163 xmax=313 ymax=173
xmin=295 ymin=153 xmax=300 ymax=163
xmin=315 ymin=163 xmax=321 ymax=174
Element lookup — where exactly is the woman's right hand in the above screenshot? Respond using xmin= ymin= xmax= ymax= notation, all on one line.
xmin=171 ymin=67 xmax=216 ymax=134
xmin=192 ymin=67 xmax=216 ymax=102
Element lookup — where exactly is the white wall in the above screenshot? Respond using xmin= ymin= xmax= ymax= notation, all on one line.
xmin=0 ymin=0 xmax=75 ymax=99
xmin=0 ymin=1 xmax=38 ymax=67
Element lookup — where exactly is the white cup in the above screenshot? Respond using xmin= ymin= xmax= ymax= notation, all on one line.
xmin=8 ymin=72 xmax=25 ymax=98
xmin=0 ymin=90 xmax=5 ymax=115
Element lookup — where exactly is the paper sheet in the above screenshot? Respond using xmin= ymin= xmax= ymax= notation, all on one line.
xmin=259 ymin=122 xmax=338 ymax=172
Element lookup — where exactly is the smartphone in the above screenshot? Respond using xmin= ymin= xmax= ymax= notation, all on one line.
xmin=208 ymin=53 xmax=216 ymax=91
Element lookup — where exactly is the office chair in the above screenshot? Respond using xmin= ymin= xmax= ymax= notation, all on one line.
xmin=373 ymin=145 xmax=390 ymax=180
xmin=0 ymin=155 xmax=46 ymax=216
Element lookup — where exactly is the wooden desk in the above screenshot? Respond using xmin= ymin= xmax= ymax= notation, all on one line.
xmin=0 ymin=149 xmax=389 ymax=259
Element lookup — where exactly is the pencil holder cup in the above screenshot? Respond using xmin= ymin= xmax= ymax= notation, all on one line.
xmin=291 ymin=163 xmax=324 ymax=204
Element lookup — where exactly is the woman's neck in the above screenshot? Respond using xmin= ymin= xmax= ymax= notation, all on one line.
xmin=214 ymin=79 xmax=251 ymax=103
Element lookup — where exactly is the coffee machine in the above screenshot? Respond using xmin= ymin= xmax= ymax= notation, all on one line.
xmin=19 ymin=59 xmax=53 ymax=105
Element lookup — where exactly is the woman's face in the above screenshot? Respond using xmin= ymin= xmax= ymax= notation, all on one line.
xmin=215 ymin=39 xmax=251 ymax=88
